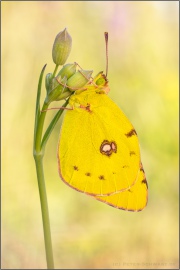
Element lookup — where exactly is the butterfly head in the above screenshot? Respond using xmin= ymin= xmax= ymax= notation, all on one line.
xmin=82 ymin=71 xmax=110 ymax=95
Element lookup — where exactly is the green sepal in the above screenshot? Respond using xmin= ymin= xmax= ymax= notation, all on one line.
xmin=57 ymin=63 xmax=77 ymax=80
xmin=67 ymin=69 xmax=93 ymax=90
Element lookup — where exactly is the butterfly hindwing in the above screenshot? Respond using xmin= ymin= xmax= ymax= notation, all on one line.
xmin=94 ymin=162 xmax=148 ymax=211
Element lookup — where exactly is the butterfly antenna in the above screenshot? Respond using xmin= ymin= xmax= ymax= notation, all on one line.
xmin=104 ymin=32 xmax=108 ymax=77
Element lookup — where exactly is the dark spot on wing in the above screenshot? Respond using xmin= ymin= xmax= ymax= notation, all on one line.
xmin=125 ymin=129 xmax=137 ymax=137
xmin=122 ymin=165 xmax=129 ymax=168
xmin=140 ymin=163 xmax=145 ymax=173
xmin=142 ymin=178 xmax=148 ymax=189
xmin=73 ymin=166 xmax=78 ymax=171
xmin=130 ymin=151 xmax=136 ymax=156
xmin=100 ymin=140 xmax=117 ymax=157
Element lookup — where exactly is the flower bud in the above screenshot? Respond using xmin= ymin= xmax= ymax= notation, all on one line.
xmin=57 ymin=63 xmax=77 ymax=79
xmin=67 ymin=70 xmax=93 ymax=91
xmin=45 ymin=76 xmax=70 ymax=103
xmin=45 ymin=73 xmax=53 ymax=94
xmin=55 ymin=89 xmax=72 ymax=101
xmin=52 ymin=28 xmax=72 ymax=65
xmin=51 ymin=74 xmax=62 ymax=90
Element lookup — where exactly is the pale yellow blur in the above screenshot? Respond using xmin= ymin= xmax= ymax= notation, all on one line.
xmin=2 ymin=1 xmax=179 ymax=269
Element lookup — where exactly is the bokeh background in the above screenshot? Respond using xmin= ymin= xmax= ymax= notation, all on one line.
xmin=2 ymin=1 xmax=179 ymax=269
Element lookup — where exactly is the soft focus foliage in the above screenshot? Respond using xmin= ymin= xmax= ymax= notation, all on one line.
xmin=2 ymin=1 xmax=179 ymax=269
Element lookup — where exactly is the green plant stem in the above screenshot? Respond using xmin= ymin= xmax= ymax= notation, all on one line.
xmin=34 ymin=98 xmax=54 ymax=269
xmin=34 ymin=154 xmax=54 ymax=269
xmin=33 ymin=64 xmax=69 ymax=269
xmin=52 ymin=64 xmax=59 ymax=77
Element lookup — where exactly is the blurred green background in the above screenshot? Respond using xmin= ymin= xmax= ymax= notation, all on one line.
xmin=2 ymin=1 xmax=179 ymax=269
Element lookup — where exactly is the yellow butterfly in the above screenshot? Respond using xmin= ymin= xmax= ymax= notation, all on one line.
xmin=57 ymin=72 xmax=148 ymax=211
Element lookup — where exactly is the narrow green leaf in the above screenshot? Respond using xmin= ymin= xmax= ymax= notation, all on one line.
xmin=41 ymin=99 xmax=69 ymax=150
xmin=33 ymin=64 xmax=47 ymax=151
